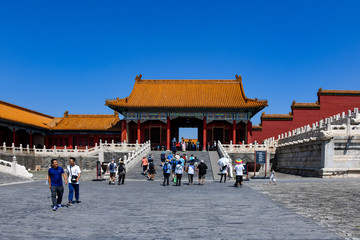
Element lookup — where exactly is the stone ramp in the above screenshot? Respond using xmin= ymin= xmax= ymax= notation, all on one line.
xmin=208 ymin=151 xmax=221 ymax=180
xmin=126 ymin=151 xmax=216 ymax=180
xmin=0 ymin=172 xmax=32 ymax=185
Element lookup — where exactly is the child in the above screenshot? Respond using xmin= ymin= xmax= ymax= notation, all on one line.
xmin=269 ymin=169 xmax=277 ymax=185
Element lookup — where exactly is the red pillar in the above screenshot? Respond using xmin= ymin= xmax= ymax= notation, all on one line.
xmin=121 ymin=120 xmax=127 ymax=142
xmin=137 ymin=120 xmax=141 ymax=143
xmin=29 ymin=131 xmax=33 ymax=147
xmin=247 ymin=120 xmax=253 ymax=144
xmin=203 ymin=117 xmax=207 ymax=151
xmin=232 ymin=120 xmax=236 ymax=144
xmin=166 ymin=117 xmax=171 ymax=150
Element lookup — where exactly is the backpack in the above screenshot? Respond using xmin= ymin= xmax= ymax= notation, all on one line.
xmin=175 ymin=165 xmax=182 ymax=173
xmin=149 ymin=162 xmax=154 ymax=170
xmin=109 ymin=162 xmax=115 ymax=171
xmin=118 ymin=163 xmax=125 ymax=173
xmin=163 ymin=163 xmax=170 ymax=173
xmin=161 ymin=153 xmax=166 ymax=160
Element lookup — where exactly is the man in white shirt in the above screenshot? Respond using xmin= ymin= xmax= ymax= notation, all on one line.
xmin=67 ymin=157 xmax=81 ymax=204
xmin=234 ymin=159 xmax=245 ymax=187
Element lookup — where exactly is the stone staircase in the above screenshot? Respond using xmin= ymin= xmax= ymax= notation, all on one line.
xmin=126 ymin=151 xmax=218 ymax=180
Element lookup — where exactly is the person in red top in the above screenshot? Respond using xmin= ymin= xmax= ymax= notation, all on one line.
xmin=141 ymin=156 xmax=148 ymax=175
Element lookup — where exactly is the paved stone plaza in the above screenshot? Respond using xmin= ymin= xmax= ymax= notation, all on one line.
xmin=2 ymin=172 xmax=357 ymax=240
xmin=248 ymin=175 xmax=360 ymax=240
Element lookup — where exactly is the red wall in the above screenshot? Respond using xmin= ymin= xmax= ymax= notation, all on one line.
xmin=253 ymin=94 xmax=360 ymax=143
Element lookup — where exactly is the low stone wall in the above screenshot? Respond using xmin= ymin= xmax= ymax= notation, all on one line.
xmin=0 ymin=153 xmax=97 ymax=171
xmin=0 ymin=151 xmax=131 ymax=171
xmin=275 ymin=136 xmax=360 ymax=178
xmin=103 ymin=152 xmax=129 ymax=163
xmin=275 ymin=140 xmax=323 ymax=177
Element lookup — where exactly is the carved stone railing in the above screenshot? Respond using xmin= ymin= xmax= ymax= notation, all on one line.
xmin=267 ymin=108 xmax=360 ymax=147
xmin=121 ymin=141 xmax=151 ymax=170
xmin=221 ymin=140 xmax=277 ymax=154
xmin=0 ymin=156 xmax=33 ymax=178
xmin=0 ymin=140 xmax=144 ymax=157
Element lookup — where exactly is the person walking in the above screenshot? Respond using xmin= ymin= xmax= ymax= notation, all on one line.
xmin=197 ymin=160 xmax=208 ymax=185
xmin=175 ymin=160 xmax=183 ymax=186
xmin=160 ymin=150 xmax=166 ymax=167
xmin=171 ymin=143 xmax=177 ymax=155
xmin=141 ymin=156 xmax=148 ymax=175
xmin=181 ymin=139 xmax=186 ymax=152
xmin=182 ymin=154 xmax=187 ymax=166
xmin=107 ymin=159 xmax=117 ymax=185
xmin=219 ymin=164 xmax=228 ymax=183
xmin=269 ymin=169 xmax=277 ymax=185
xmin=234 ymin=159 xmax=245 ymax=187
xmin=162 ymin=159 xmax=171 ymax=186
xmin=186 ymin=160 xmax=195 ymax=185
xmin=196 ymin=141 xmax=200 ymax=151
xmin=148 ymin=158 xmax=156 ymax=181
xmin=170 ymin=156 xmax=177 ymax=181
xmin=167 ymin=153 xmax=173 ymax=161
xmin=179 ymin=155 xmax=185 ymax=168
xmin=67 ymin=157 xmax=81 ymax=205
xmin=47 ymin=159 xmax=67 ymax=211
xmin=117 ymin=159 xmax=126 ymax=185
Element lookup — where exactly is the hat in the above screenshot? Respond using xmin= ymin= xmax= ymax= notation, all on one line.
xmin=235 ymin=159 xmax=243 ymax=164
xmin=200 ymin=160 xmax=204 ymax=163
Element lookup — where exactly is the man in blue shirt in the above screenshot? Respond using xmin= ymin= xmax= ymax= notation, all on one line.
xmin=47 ymin=159 xmax=67 ymax=211
xmin=162 ymin=159 xmax=171 ymax=186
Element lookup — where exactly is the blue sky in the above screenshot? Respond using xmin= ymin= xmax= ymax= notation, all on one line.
xmin=1 ymin=0 xmax=360 ymax=129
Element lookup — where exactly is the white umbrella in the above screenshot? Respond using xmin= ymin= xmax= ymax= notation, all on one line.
xmin=217 ymin=157 xmax=230 ymax=167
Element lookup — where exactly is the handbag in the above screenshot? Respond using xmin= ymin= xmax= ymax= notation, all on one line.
xmin=70 ymin=166 xmax=78 ymax=183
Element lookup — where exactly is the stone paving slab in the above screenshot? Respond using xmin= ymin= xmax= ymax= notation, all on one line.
xmin=248 ymin=178 xmax=360 ymax=240
xmin=0 ymin=179 xmax=343 ymax=240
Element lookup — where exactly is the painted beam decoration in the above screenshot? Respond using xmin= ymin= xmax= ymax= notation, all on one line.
xmin=123 ymin=111 xmax=251 ymax=123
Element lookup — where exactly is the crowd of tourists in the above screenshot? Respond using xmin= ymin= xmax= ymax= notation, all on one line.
xmin=141 ymin=152 xmax=208 ymax=186
xmin=46 ymin=151 xmax=270 ymax=211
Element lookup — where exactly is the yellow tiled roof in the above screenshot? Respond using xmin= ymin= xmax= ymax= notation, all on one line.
xmin=51 ymin=112 xmax=121 ymax=130
xmin=0 ymin=101 xmax=53 ymax=129
xmin=261 ymin=112 xmax=293 ymax=120
xmin=106 ymin=75 xmax=268 ymax=109
xmin=318 ymin=89 xmax=360 ymax=96
xmin=291 ymin=101 xmax=320 ymax=109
